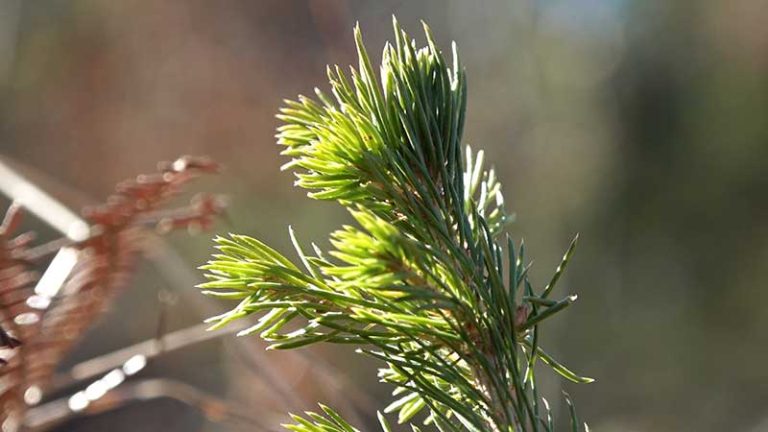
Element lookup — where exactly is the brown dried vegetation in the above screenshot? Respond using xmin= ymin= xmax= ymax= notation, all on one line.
xmin=0 ymin=156 xmax=224 ymax=431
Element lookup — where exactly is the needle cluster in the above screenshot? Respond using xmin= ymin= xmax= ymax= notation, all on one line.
xmin=200 ymin=19 xmax=591 ymax=432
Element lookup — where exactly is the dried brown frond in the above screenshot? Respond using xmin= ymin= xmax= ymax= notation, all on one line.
xmin=0 ymin=156 xmax=224 ymax=431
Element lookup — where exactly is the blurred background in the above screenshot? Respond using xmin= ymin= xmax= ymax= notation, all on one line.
xmin=1 ymin=0 xmax=766 ymax=431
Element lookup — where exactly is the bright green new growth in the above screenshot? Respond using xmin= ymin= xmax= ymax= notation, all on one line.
xmin=200 ymin=18 xmax=592 ymax=432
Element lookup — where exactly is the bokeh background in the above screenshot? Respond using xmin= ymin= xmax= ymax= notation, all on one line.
xmin=1 ymin=0 xmax=767 ymax=431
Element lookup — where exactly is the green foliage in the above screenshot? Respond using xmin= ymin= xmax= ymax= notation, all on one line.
xmin=200 ymin=18 xmax=592 ymax=432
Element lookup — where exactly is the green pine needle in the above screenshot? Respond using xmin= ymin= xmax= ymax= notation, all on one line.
xmin=201 ymin=17 xmax=592 ymax=432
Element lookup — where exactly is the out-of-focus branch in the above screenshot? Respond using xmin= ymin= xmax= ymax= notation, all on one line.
xmin=24 ymin=378 xmax=279 ymax=432
xmin=48 ymin=322 xmax=243 ymax=392
xmin=0 ymin=159 xmax=90 ymax=242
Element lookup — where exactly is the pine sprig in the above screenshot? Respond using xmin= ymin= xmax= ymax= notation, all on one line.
xmin=201 ymin=18 xmax=591 ymax=432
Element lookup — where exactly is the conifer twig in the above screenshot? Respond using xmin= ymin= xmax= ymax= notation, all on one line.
xmin=201 ymin=18 xmax=592 ymax=432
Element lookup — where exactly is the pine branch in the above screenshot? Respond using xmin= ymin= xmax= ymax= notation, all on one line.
xmin=202 ymin=18 xmax=592 ymax=432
